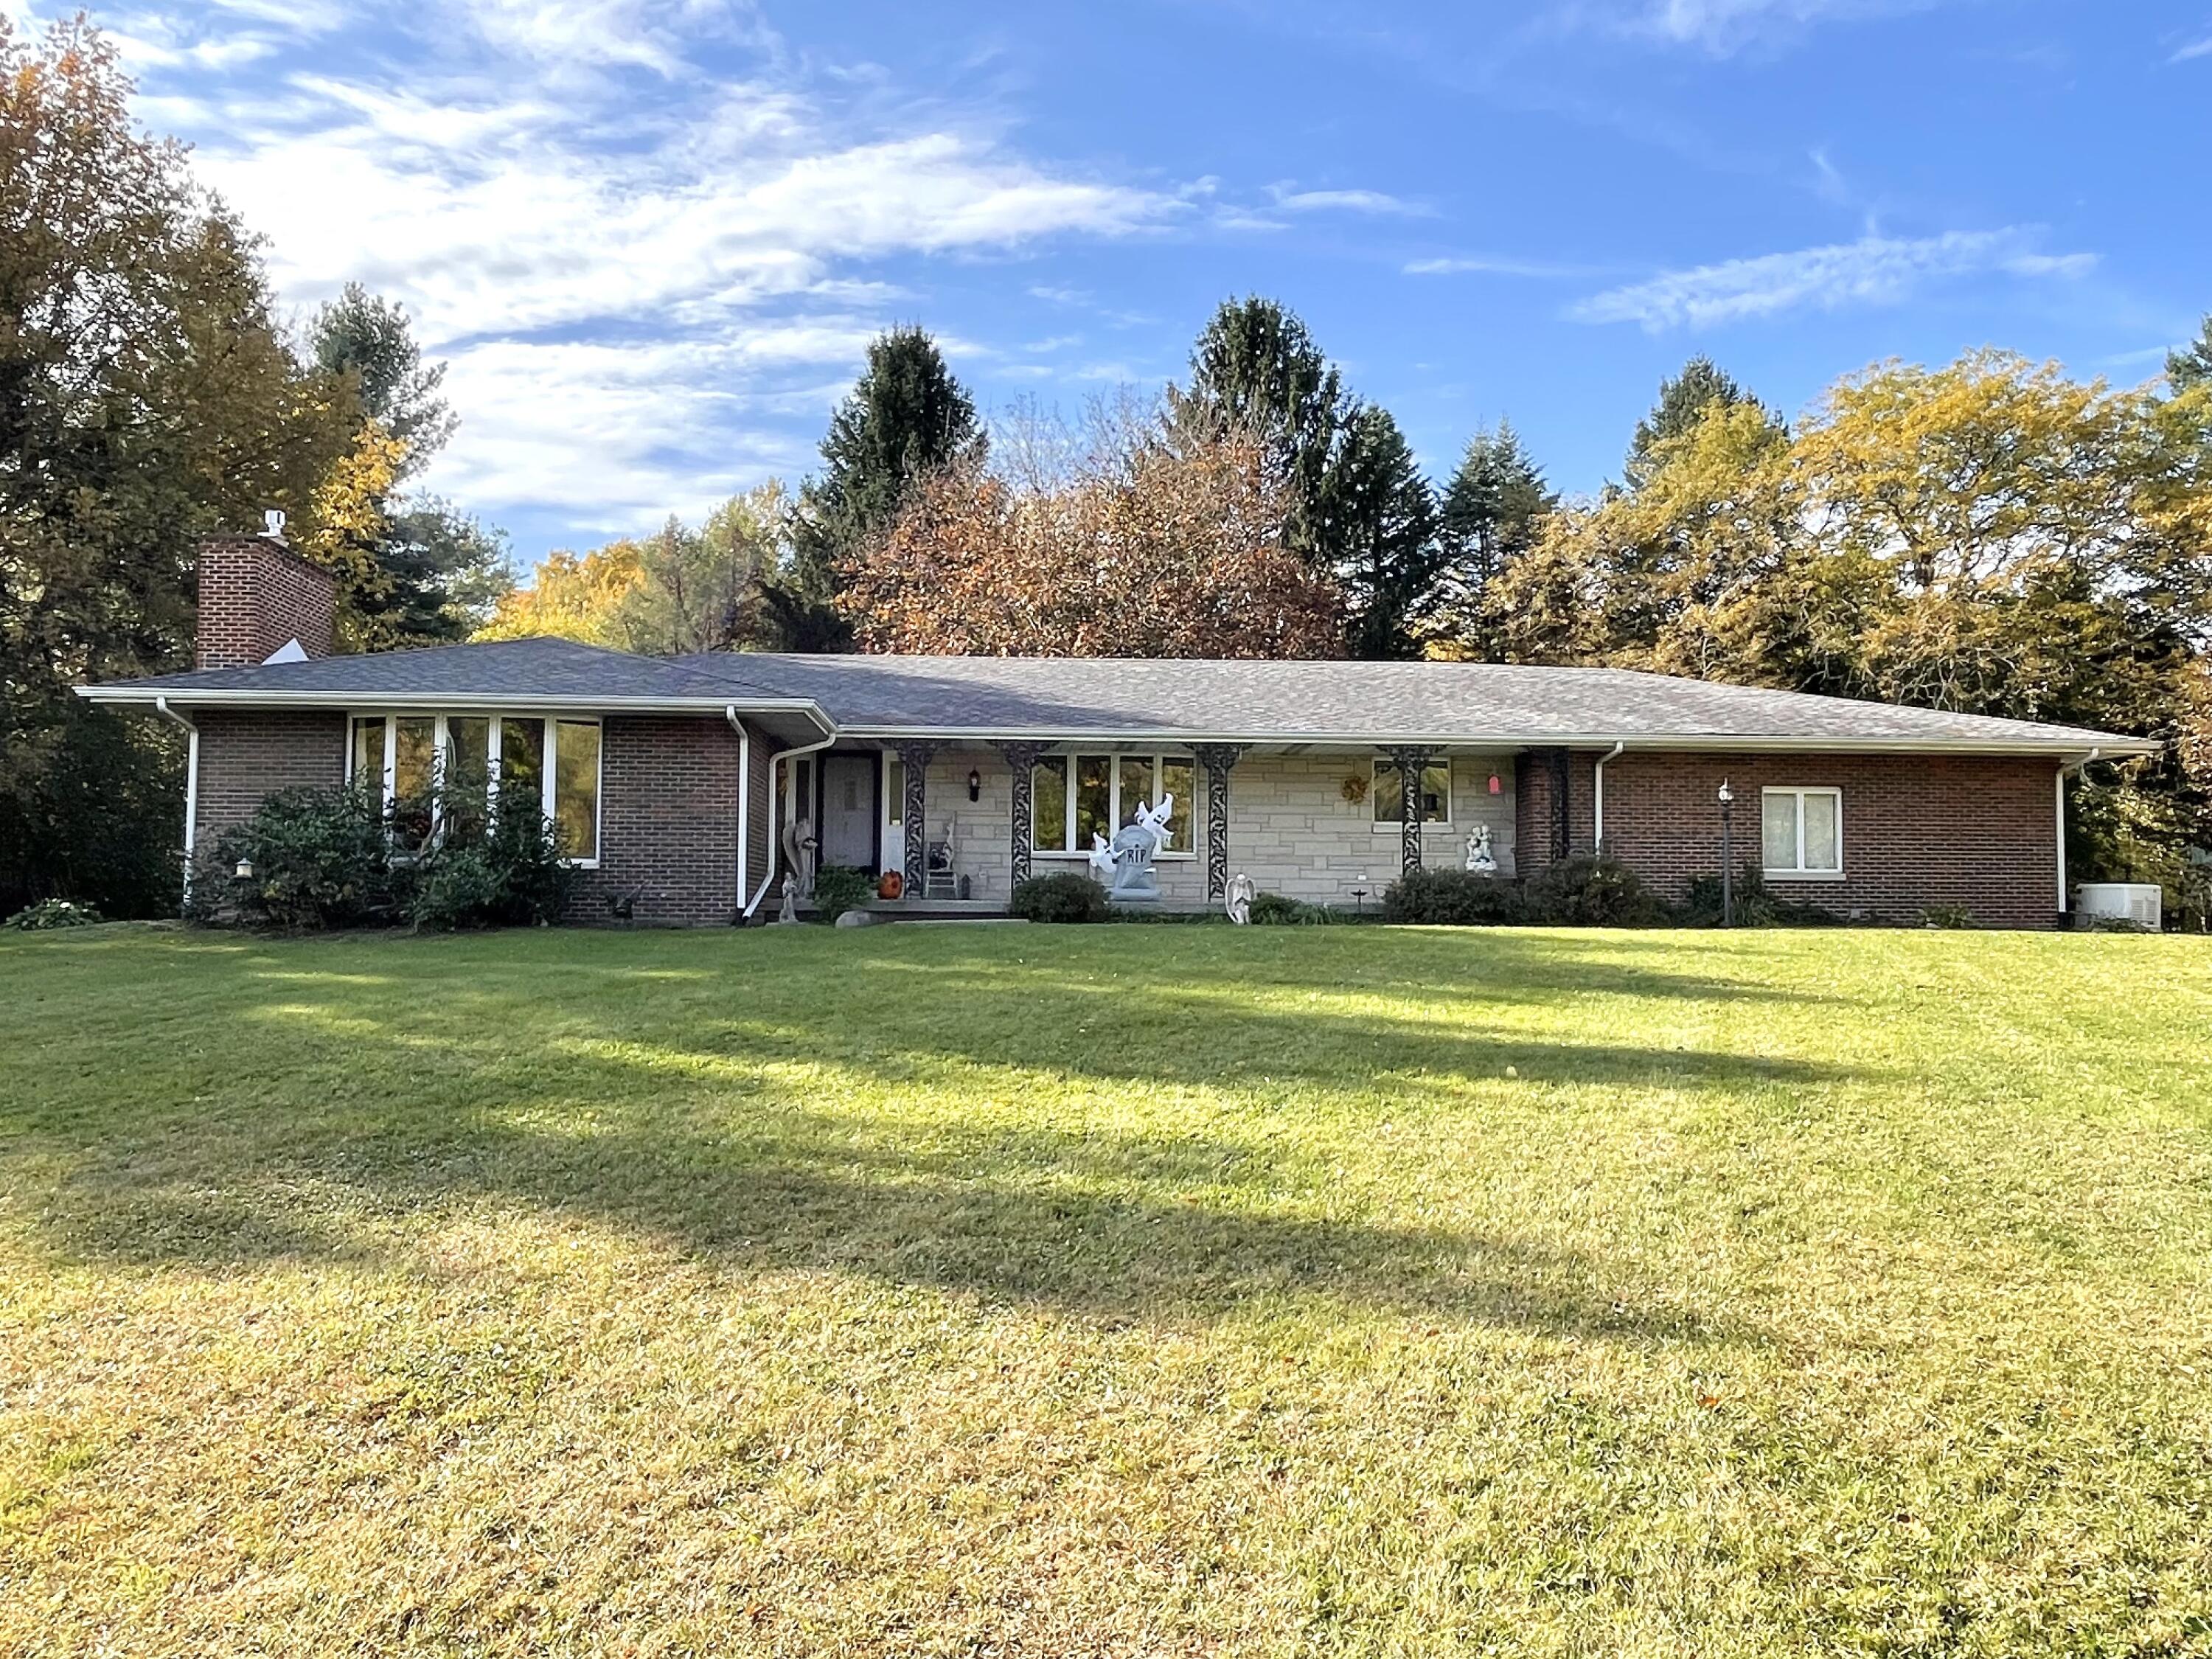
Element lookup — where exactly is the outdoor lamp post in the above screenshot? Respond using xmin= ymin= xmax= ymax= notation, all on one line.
xmin=1717 ymin=779 xmax=1735 ymax=928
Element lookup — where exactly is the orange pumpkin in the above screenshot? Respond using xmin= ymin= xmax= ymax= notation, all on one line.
xmin=877 ymin=871 xmax=903 ymax=900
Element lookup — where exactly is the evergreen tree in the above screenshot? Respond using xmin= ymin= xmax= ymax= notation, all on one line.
xmin=309 ymin=283 xmax=454 ymax=471
xmin=771 ymin=326 xmax=982 ymax=652
xmin=1166 ymin=296 xmax=1348 ymax=563
xmin=1627 ymin=356 xmax=1779 ymax=485
xmin=1329 ymin=404 xmax=1441 ymax=661
xmin=1432 ymin=420 xmax=1557 ymax=658
xmin=305 ymin=285 xmax=508 ymax=646
xmin=2170 ymin=316 xmax=2212 ymax=393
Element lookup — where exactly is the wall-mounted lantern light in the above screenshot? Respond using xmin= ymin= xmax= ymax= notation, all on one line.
xmin=1488 ymin=773 xmax=1502 ymax=795
xmin=967 ymin=768 xmax=981 ymax=802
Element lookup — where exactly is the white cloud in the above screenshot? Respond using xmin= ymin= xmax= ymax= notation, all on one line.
xmin=1404 ymin=253 xmax=1591 ymax=278
xmin=2172 ymin=34 xmax=2212 ymax=62
xmin=97 ymin=0 xmax=1185 ymax=536
xmin=1266 ymin=184 xmax=1433 ymax=216
xmin=1569 ymin=229 xmax=2095 ymax=330
xmin=1574 ymin=0 xmax=1952 ymax=55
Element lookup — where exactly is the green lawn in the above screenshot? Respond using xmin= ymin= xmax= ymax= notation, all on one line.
xmin=2 ymin=923 xmax=2210 ymax=1656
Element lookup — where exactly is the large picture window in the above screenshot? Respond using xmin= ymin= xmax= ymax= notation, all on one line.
xmin=1032 ymin=751 xmax=1194 ymax=856
xmin=1372 ymin=757 xmax=1451 ymax=825
xmin=1762 ymin=786 xmax=1842 ymax=877
xmin=346 ymin=713 xmax=602 ymax=864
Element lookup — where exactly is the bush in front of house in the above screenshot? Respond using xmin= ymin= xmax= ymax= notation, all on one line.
xmin=1011 ymin=871 xmax=1110 ymax=923
xmin=6 ymin=897 xmax=104 ymax=929
xmin=1680 ymin=866 xmax=1841 ymax=928
xmin=810 ymin=865 xmax=874 ymax=923
xmin=204 ymin=780 xmax=571 ymax=931
xmin=1381 ymin=869 xmax=1524 ymax=925
xmin=1522 ymin=855 xmax=1660 ymax=926
xmin=202 ymin=782 xmax=402 ymax=930
xmin=1246 ymin=891 xmax=1347 ymax=925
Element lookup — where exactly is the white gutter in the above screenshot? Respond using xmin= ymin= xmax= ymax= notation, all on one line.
xmin=1592 ymin=740 xmax=1626 ymax=852
xmin=726 ymin=706 xmax=750 ymax=926
xmin=153 ymin=697 xmax=198 ymax=909
xmin=2055 ymin=746 xmax=2104 ymax=915
xmin=823 ymin=726 xmax=2163 ymax=759
xmin=740 ymin=730 xmax=838 ymax=919
xmin=74 ymin=684 xmax=834 ymax=724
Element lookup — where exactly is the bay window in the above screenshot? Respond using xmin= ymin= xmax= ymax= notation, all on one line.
xmin=1031 ymin=751 xmax=1194 ymax=856
xmin=345 ymin=713 xmax=602 ymax=865
xmin=1762 ymin=786 xmax=1842 ymax=877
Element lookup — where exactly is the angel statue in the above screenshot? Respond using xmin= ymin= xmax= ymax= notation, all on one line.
xmin=1224 ymin=872 xmax=1256 ymax=925
xmin=1088 ymin=793 xmax=1176 ymax=902
xmin=1464 ymin=822 xmax=1498 ymax=875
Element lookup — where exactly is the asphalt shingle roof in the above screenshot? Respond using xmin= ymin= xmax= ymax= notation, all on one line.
xmin=85 ymin=639 xmax=2151 ymax=754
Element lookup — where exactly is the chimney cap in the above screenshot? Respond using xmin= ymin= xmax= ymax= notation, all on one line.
xmin=261 ymin=508 xmax=288 ymax=542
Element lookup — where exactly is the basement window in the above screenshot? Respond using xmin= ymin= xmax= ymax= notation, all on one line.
xmin=1762 ymin=787 xmax=1843 ymax=878
xmin=346 ymin=713 xmax=602 ymax=866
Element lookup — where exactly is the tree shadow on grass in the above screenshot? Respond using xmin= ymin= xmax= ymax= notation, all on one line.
xmin=3 ymin=927 xmax=1857 ymax=1346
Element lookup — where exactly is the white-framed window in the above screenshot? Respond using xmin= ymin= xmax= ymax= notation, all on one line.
xmin=1762 ymin=786 xmax=1842 ymax=878
xmin=1031 ymin=752 xmax=1194 ymax=857
xmin=346 ymin=712 xmax=602 ymax=866
xmin=1371 ymin=757 xmax=1450 ymax=826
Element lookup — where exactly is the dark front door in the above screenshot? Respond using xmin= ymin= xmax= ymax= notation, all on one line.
xmin=819 ymin=754 xmax=876 ymax=870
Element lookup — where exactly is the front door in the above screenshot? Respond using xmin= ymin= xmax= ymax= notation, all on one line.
xmin=818 ymin=754 xmax=876 ymax=870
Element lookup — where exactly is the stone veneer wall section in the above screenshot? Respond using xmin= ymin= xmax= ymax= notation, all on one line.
xmin=565 ymin=715 xmax=743 ymax=926
xmin=1528 ymin=748 xmax=2059 ymax=929
xmin=931 ymin=750 xmax=1520 ymax=908
xmin=195 ymin=536 xmax=339 ymax=669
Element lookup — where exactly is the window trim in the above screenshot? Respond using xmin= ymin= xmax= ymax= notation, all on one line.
xmin=345 ymin=710 xmax=604 ymax=869
xmin=1369 ymin=756 xmax=1453 ymax=829
xmin=1029 ymin=750 xmax=1197 ymax=860
xmin=1761 ymin=785 xmax=1843 ymax=880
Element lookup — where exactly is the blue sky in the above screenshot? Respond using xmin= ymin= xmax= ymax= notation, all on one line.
xmin=38 ymin=0 xmax=2212 ymax=560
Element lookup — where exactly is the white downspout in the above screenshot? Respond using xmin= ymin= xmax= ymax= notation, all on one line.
xmin=741 ymin=731 xmax=838 ymax=919
xmin=726 ymin=706 xmax=750 ymax=926
xmin=1592 ymin=740 xmax=1625 ymax=853
xmin=2056 ymin=746 xmax=2102 ymax=917
xmin=155 ymin=696 xmax=198 ymax=910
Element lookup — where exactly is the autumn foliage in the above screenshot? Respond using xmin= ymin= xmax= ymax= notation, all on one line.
xmin=835 ymin=433 xmax=1345 ymax=658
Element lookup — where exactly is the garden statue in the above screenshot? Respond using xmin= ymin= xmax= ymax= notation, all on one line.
xmin=1464 ymin=822 xmax=1497 ymax=875
xmin=1088 ymin=794 xmax=1176 ymax=902
xmin=773 ymin=874 xmax=799 ymax=925
xmin=1225 ymin=872 xmax=1256 ymax=925
xmin=782 ymin=814 xmax=818 ymax=896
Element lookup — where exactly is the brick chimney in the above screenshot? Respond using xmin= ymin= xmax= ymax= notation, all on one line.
xmin=195 ymin=515 xmax=340 ymax=669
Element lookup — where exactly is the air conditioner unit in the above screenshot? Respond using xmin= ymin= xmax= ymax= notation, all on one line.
xmin=2074 ymin=883 xmax=2163 ymax=930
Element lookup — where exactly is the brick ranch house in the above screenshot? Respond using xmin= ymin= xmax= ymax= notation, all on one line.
xmin=80 ymin=529 xmax=2158 ymax=928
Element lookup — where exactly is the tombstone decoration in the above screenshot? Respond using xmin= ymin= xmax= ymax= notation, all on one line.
xmin=773 ymin=874 xmax=800 ymax=925
xmin=1089 ymin=794 xmax=1176 ymax=902
xmin=1464 ymin=822 xmax=1498 ymax=875
xmin=1224 ymin=872 xmax=1256 ymax=925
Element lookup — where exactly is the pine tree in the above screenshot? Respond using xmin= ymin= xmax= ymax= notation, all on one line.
xmin=1627 ymin=356 xmax=1779 ymax=486
xmin=2171 ymin=316 xmax=2212 ymax=393
xmin=1329 ymin=404 xmax=1441 ymax=661
xmin=772 ymin=326 xmax=982 ymax=651
xmin=1166 ymin=296 xmax=1347 ymax=564
xmin=309 ymin=283 xmax=454 ymax=472
xmin=1432 ymin=420 xmax=1557 ymax=658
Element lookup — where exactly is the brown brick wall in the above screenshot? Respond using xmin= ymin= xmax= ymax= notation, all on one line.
xmin=192 ymin=710 xmax=348 ymax=853
xmin=1579 ymin=750 xmax=2060 ymax=929
xmin=196 ymin=536 xmax=339 ymax=669
xmin=564 ymin=716 xmax=745 ymax=926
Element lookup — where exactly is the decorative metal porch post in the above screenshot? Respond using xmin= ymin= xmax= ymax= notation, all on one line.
xmin=892 ymin=740 xmax=937 ymax=896
xmin=996 ymin=742 xmax=1048 ymax=890
xmin=1192 ymin=745 xmax=1242 ymax=903
xmin=1383 ymin=745 xmax=1439 ymax=876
